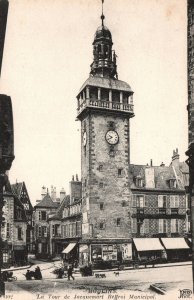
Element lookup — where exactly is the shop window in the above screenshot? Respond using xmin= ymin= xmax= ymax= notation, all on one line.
xmin=116 ymin=218 xmax=121 ymax=226
xmin=100 ymin=203 xmax=104 ymax=210
xmin=99 ymin=223 xmax=105 ymax=230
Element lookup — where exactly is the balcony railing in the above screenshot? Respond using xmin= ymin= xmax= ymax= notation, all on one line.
xmin=77 ymin=99 xmax=134 ymax=116
xmin=159 ymin=208 xmax=166 ymax=215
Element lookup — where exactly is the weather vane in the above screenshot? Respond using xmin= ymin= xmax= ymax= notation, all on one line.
xmin=101 ymin=0 xmax=105 ymax=27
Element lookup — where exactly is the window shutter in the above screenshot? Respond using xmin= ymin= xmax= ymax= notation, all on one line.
xmin=176 ymin=219 xmax=179 ymax=233
xmin=164 ymin=219 xmax=167 ymax=233
xmin=171 ymin=219 xmax=176 ymax=233
xmin=170 ymin=196 xmax=175 ymax=208
xmin=158 ymin=195 xmax=163 ymax=208
xmin=144 ymin=196 xmax=148 ymax=207
xmin=132 ymin=195 xmax=136 ymax=207
xmin=175 ymin=196 xmax=179 ymax=208
xmin=159 ymin=219 xmax=163 ymax=233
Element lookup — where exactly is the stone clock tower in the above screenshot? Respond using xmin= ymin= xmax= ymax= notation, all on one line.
xmin=76 ymin=8 xmax=134 ymax=261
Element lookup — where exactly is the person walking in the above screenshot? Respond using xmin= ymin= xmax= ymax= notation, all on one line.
xmin=67 ymin=265 xmax=74 ymax=281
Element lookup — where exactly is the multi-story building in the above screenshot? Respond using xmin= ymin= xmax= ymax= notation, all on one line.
xmin=2 ymin=180 xmax=29 ymax=267
xmin=11 ymin=181 xmax=34 ymax=253
xmin=48 ymin=177 xmax=82 ymax=262
xmin=34 ymin=190 xmax=60 ymax=257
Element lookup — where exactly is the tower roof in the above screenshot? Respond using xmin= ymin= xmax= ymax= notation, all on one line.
xmin=94 ymin=25 xmax=112 ymax=42
xmin=78 ymin=76 xmax=132 ymax=96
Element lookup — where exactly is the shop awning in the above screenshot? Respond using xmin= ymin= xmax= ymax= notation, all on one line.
xmin=79 ymin=245 xmax=88 ymax=253
xmin=161 ymin=238 xmax=190 ymax=250
xmin=133 ymin=238 xmax=164 ymax=252
xmin=62 ymin=243 xmax=77 ymax=254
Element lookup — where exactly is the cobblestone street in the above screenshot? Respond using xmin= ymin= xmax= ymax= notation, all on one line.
xmin=4 ymin=262 xmax=193 ymax=300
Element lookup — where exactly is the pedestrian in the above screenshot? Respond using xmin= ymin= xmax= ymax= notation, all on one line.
xmin=67 ymin=265 xmax=74 ymax=281
xmin=34 ymin=266 xmax=42 ymax=280
xmin=25 ymin=270 xmax=32 ymax=280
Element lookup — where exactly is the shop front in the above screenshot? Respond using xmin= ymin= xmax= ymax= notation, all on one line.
xmin=61 ymin=242 xmax=79 ymax=266
xmin=89 ymin=242 xmax=132 ymax=268
xmin=79 ymin=244 xmax=89 ymax=266
xmin=13 ymin=245 xmax=28 ymax=266
xmin=160 ymin=238 xmax=190 ymax=262
xmin=132 ymin=238 xmax=167 ymax=264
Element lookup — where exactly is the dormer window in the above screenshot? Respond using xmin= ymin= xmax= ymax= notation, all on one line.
xmin=169 ymin=179 xmax=177 ymax=189
xmin=136 ymin=177 xmax=143 ymax=187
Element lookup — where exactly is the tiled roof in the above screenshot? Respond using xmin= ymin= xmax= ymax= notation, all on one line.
xmin=129 ymin=162 xmax=187 ymax=191
xmin=48 ymin=195 xmax=70 ymax=220
xmin=11 ymin=182 xmax=23 ymax=197
xmin=34 ymin=194 xmax=59 ymax=208
xmin=78 ymin=76 xmax=132 ymax=95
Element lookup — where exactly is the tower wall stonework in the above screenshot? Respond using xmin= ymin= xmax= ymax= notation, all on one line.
xmin=81 ymin=112 xmax=132 ymax=240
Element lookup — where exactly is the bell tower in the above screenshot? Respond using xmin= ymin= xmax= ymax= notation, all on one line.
xmin=77 ymin=2 xmax=134 ymax=251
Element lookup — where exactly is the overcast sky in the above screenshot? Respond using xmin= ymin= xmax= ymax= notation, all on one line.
xmin=0 ymin=0 xmax=187 ymax=205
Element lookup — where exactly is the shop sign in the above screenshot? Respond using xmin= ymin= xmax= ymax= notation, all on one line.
xmin=122 ymin=243 xmax=132 ymax=260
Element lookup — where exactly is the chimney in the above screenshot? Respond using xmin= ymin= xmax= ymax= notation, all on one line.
xmin=60 ymin=187 xmax=66 ymax=203
xmin=145 ymin=161 xmax=155 ymax=188
xmin=70 ymin=177 xmax=82 ymax=205
xmin=171 ymin=148 xmax=180 ymax=167
xmin=51 ymin=185 xmax=56 ymax=201
xmin=41 ymin=186 xmax=47 ymax=199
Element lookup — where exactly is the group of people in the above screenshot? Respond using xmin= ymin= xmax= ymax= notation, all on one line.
xmin=25 ymin=266 xmax=42 ymax=280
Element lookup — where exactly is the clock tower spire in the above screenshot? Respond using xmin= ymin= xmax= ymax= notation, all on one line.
xmin=90 ymin=0 xmax=117 ymax=79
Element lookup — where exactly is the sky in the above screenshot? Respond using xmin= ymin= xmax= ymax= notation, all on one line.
xmin=0 ymin=0 xmax=187 ymax=205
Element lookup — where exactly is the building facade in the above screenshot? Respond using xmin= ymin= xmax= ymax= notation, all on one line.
xmin=11 ymin=182 xmax=34 ymax=253
xmin=2 ymin=180 xmax=30 ymax=267
xmin=34 ymin=192 xmax=59 ymax=258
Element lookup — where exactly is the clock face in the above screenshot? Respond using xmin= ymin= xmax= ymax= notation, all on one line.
xmin=83 ymin=131 xmax=87 ymax=146
xmin=105 ymin=130 xmax=119 ymax=145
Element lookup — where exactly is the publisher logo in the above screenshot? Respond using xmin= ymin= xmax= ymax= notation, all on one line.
xmin=178 ymin=289 xmax=192 ymax=298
